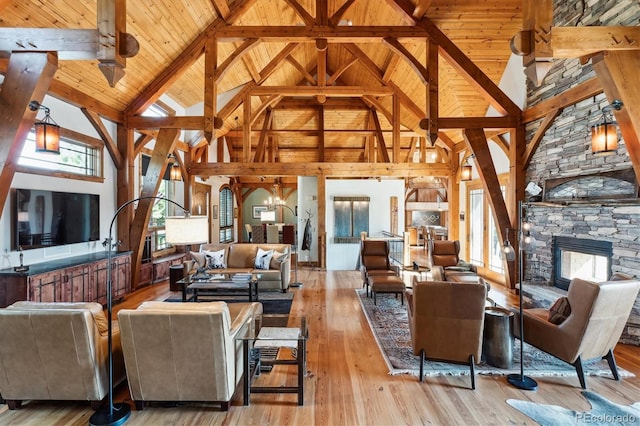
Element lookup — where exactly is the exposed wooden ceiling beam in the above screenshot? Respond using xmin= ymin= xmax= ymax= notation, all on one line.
xmin=0 ymin=29 xmax=98 ymax=59
xmin=593 ymin=51 xmax=640 ymax=184
xmin=522 ymin=77 xmax=602 ymax=123
xmin=250 ymin=86 xmax=394 ymax=96
xmin=283 ymin=0 xmax=315 ymax=26
xmin=212 ymin=26 xmax=433 ymax=41
xmin=191 ymin=162 xmax=451 ymax=177
xmin=0 ymin=52 xmax=58 ymax=218
xmin=383 ymin=37 xmax=428 ymax=84
xmin=82 ymin=107 xmax=123 ymax=168
xmin=127 ymin=115 xmax=222 ymax=130
xmin=523 ymin=108 xmax=561 ymax=169
xmin=552 ymin=27 xmax=640 ymax=57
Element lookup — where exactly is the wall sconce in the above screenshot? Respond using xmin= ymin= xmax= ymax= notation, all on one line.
xmin=168 ymin=154 xmax=182 ymax=181
xmin=591 ymin=99 xmax=623 ymax=156
xmin=460 ymin=156 xmax=473 ymax=181
xmin=28 ymin=100 xmax=60 ymax=154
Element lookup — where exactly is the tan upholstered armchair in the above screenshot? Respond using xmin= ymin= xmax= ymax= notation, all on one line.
xmin=406 ymin=278 xmax=486 ymax=389
xmin=0 ymin=301 xmax=125 ymax=410
xmin=118 ymin=301 xmax=262 ymax=411
xmin=428 ymin=240 xmax=477 ymax=280
xmin=517 ymin=276 xmax=640 ymax=389
xmin=360 ymin=240 xmax=400 ymax=296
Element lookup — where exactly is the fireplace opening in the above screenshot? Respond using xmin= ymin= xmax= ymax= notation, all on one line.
xmin=553 ymin=236 xmax=612 ymax=290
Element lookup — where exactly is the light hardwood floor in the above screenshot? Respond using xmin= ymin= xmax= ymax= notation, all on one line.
xmin=1 ymin=249 xmax=639 ymax=425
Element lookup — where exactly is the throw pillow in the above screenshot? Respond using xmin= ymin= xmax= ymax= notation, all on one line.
xmin=255 ymin=248 xmax=274 ymax=270
xmin=270 ymin=250 xmax=289 ymax=269
xmin=190 ymin=251 xmax=207 ymax=269
xmin=548 ymin=296 xmax=571 ymax=325
xmin=204 ymin=249 xmax=226 ymax=269
xmin=455 ymin=260 xmax=473 ymax=270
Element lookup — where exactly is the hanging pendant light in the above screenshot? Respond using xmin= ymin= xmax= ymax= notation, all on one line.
xmin=28 ymin=100 xmax=60 ymax=154
xmin=591 ymin=99 xmax=623 ymax=156
xmin=169 ymin=154 xmax=182 ymax=181
xmin=460 ymin=156 xmax=473 ymax=181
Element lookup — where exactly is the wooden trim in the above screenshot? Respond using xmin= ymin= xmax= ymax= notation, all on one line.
xmin=13 ymin=166 xmax=105 ymax=183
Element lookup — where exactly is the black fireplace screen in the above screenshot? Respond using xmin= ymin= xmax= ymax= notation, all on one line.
xmin=553 ymin=236 xmax=612 ymax=290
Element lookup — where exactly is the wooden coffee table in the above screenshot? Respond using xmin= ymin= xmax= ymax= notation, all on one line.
xmin=179 ymin=273 xmax=259 ymax=302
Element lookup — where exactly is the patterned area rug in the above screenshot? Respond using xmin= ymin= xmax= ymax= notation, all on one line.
xmin=507 ymin=391 xmax=640 ymax=425
xmin=356 ymin=288 xmax=634 ymax=379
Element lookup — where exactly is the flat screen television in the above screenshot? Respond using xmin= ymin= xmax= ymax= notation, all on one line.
xmin=12 ymin=188 xmax=100 ymax=250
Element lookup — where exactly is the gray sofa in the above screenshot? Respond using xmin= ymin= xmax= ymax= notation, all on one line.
xmin=186 ymin=243 xmax=291 ymax=292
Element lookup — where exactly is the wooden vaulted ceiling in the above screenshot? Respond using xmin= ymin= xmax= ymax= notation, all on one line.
xmin=0 ymin=0 xmax=523 ymax=165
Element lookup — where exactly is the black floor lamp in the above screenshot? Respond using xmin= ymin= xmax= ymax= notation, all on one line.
xmin=89 ymin=196 xmax=208 ymax=426
xmin=503 ymin=200 xmax=538 ymax=391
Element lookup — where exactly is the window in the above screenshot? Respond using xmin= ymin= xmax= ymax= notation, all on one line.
xmin=18 ymin=130 xmax=102 ymax=179
xmin=466 ymin=181 xmax=507 ymax=280
xmin=219 ymin=187 xmax=234 ymax=243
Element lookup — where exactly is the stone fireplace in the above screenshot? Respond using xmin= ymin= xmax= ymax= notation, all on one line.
xmin=519 ymin=172 xmax=640 ymax=345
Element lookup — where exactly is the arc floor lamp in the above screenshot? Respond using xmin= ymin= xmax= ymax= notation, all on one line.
xmin=90 ymin=196 xmax=208 ymax=426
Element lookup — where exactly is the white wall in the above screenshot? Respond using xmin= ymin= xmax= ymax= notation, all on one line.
xmin=325 ymin=179 xmax=404 ymax=270
xmin=298 ymin=176 xmax=318 ymax=263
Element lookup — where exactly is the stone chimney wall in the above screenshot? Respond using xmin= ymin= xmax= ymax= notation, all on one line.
xmin=523 ymin=0 xmax=640 ymax=345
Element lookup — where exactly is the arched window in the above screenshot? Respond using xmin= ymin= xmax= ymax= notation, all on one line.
xmin=219 ymin=186 xmax=234 ymax=242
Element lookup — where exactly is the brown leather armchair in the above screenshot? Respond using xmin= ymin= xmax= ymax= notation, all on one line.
xmin=517 ymin=276 xmax=640 ymax=389
xmin=428 ymin=240 xmax=477 ymax=280
xmin=118 ymin=301 xmax=262 ymax=411
xmin=406 ymin=278 xmax=487 ymax=389
xmin=0 ymin=301 xmax=125 ymax=409
xmin=360 ymin=240 xmax=400 ymax=296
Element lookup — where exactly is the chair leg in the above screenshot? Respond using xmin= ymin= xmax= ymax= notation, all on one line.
xmin=572 ymin=356 xmax=587 ymax=389
xmin=400 ymin=292 xmax=404 ymax=306
xmin=373 ymin=292 xmax=377 ymax=305
xmin=6 ymin=400 xmax=22 ymax=410
xmin=469 ymin=354 xmax=476 ymax=390
xmin=603 ymin=349 xmax=620 ymax=381
xmin=419 ymin=349 xmax=425 ymax=382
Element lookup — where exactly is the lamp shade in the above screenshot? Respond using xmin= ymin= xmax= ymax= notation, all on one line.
xmin=165 ymin=215 xmax=208 ymax=245
xmin=170 ymin=163 xmax=182 ymax=181
xmin=591 ymin=122 xmax=618 ymax=156
xmin=34 ymin=116 xmax=60 ymax=154
xmin=460 ymin=161 xmax=472 ymax=181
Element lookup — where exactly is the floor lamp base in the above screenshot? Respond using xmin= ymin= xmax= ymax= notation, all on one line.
xmin=290 ymin=282 xmax=303 ymax=287
xmin=89 ymin=402 xmax=131 ymax=426
xmin=507 ymin=374 xmax=538 ymax=390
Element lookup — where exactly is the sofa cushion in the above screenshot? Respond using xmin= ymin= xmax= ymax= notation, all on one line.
xmin=204 ymin=249 xmax=227 ymax=269
xmin=548 ymin=296 xmax=571 ymax=324
xmin=227 ymin=244 xmax=257 ymax=268
xmin=190 ymin=251 xmax=207 ymax=269
xmin=270 ymin=250 xmax=289 ymax=269
xmin=255 ymin=248 xmax=274 ymax=270
xmin=255 ymin=270 xmax=281 ymax=281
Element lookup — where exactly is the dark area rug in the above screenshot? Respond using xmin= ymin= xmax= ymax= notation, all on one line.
xmin=356 ymin=288 xmax=634 ymax=379
xmin=507 ymin=391 xmax=640 ymax=425
xmin=165 ymin=290 xmax=293 ymax=315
